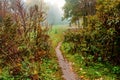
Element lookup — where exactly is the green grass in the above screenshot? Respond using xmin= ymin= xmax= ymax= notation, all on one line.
xmin=40 ymin=58 xmax=62 ymax=80
xmin=46 ymin=25 xmax=68 ymax=80
xmin=48 ymin=25 xmax=68 ymax=48
xmin=61 ymin=42 xmax=118 ymax=80
xmin=0 ymin=58 xmax=62 ymax=80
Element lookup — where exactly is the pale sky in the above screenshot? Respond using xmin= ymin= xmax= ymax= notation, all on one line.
xmin=23 ymin=0 xmax=65 ymax=9
xmin=44 ymin=0 xmax=65 ymax=9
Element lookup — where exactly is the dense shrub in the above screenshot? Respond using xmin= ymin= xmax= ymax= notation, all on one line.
xmin=63 ymin=0 xmax=120 ymax=66
xmin=62 ymin=0 xmax=120 ymax=79
xmin=0 ymin=4 xmax=51 ymax=79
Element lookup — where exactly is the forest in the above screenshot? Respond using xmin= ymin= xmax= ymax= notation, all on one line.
xmin=0 ymin=0 xmax=120 ymax=80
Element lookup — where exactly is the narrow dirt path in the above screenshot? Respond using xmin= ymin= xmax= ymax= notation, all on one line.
xmin=55 ymin=42 xmax=80 ymax=80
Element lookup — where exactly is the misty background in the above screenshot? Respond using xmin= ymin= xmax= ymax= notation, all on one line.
xmin=23 ymin=0 xmax=68 ymax=25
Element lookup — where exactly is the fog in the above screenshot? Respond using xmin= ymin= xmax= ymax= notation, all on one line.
xmin=46 ymin=3 xmax=66 ymax=25
xmin=23 ymin=0 xmax=68 ymax=25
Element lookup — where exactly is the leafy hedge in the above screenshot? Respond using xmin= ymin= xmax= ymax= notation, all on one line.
xmin=0 ymin=5 xmax=51 ymax=79
xmin=63 ymin=0 xmax=120 ymax=77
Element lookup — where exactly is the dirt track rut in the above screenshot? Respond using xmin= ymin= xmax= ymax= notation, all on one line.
xmin=55 ymin=42 xmax=80 ymax=80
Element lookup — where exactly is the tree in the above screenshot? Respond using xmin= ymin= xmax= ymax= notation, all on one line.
xmin=0 ymin=0 xmax=51 ymax=79
xmin=63 ymin=0 xmax=81 ymax=27
xmin=63 ymin=0 xmax=96 ymax=27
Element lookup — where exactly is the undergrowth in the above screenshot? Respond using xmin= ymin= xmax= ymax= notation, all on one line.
xmin=61 ymin=42 xmax=120 ymax=80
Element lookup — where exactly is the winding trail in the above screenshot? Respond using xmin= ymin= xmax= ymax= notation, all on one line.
xmin=55 ymin=42 xmax=80 ymax=80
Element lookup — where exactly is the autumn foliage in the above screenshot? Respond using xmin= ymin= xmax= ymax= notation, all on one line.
xmin=0 ymin=0 xmax=51 ymax=79
xmin=63 ymin=0 xmax=120 ymax=77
